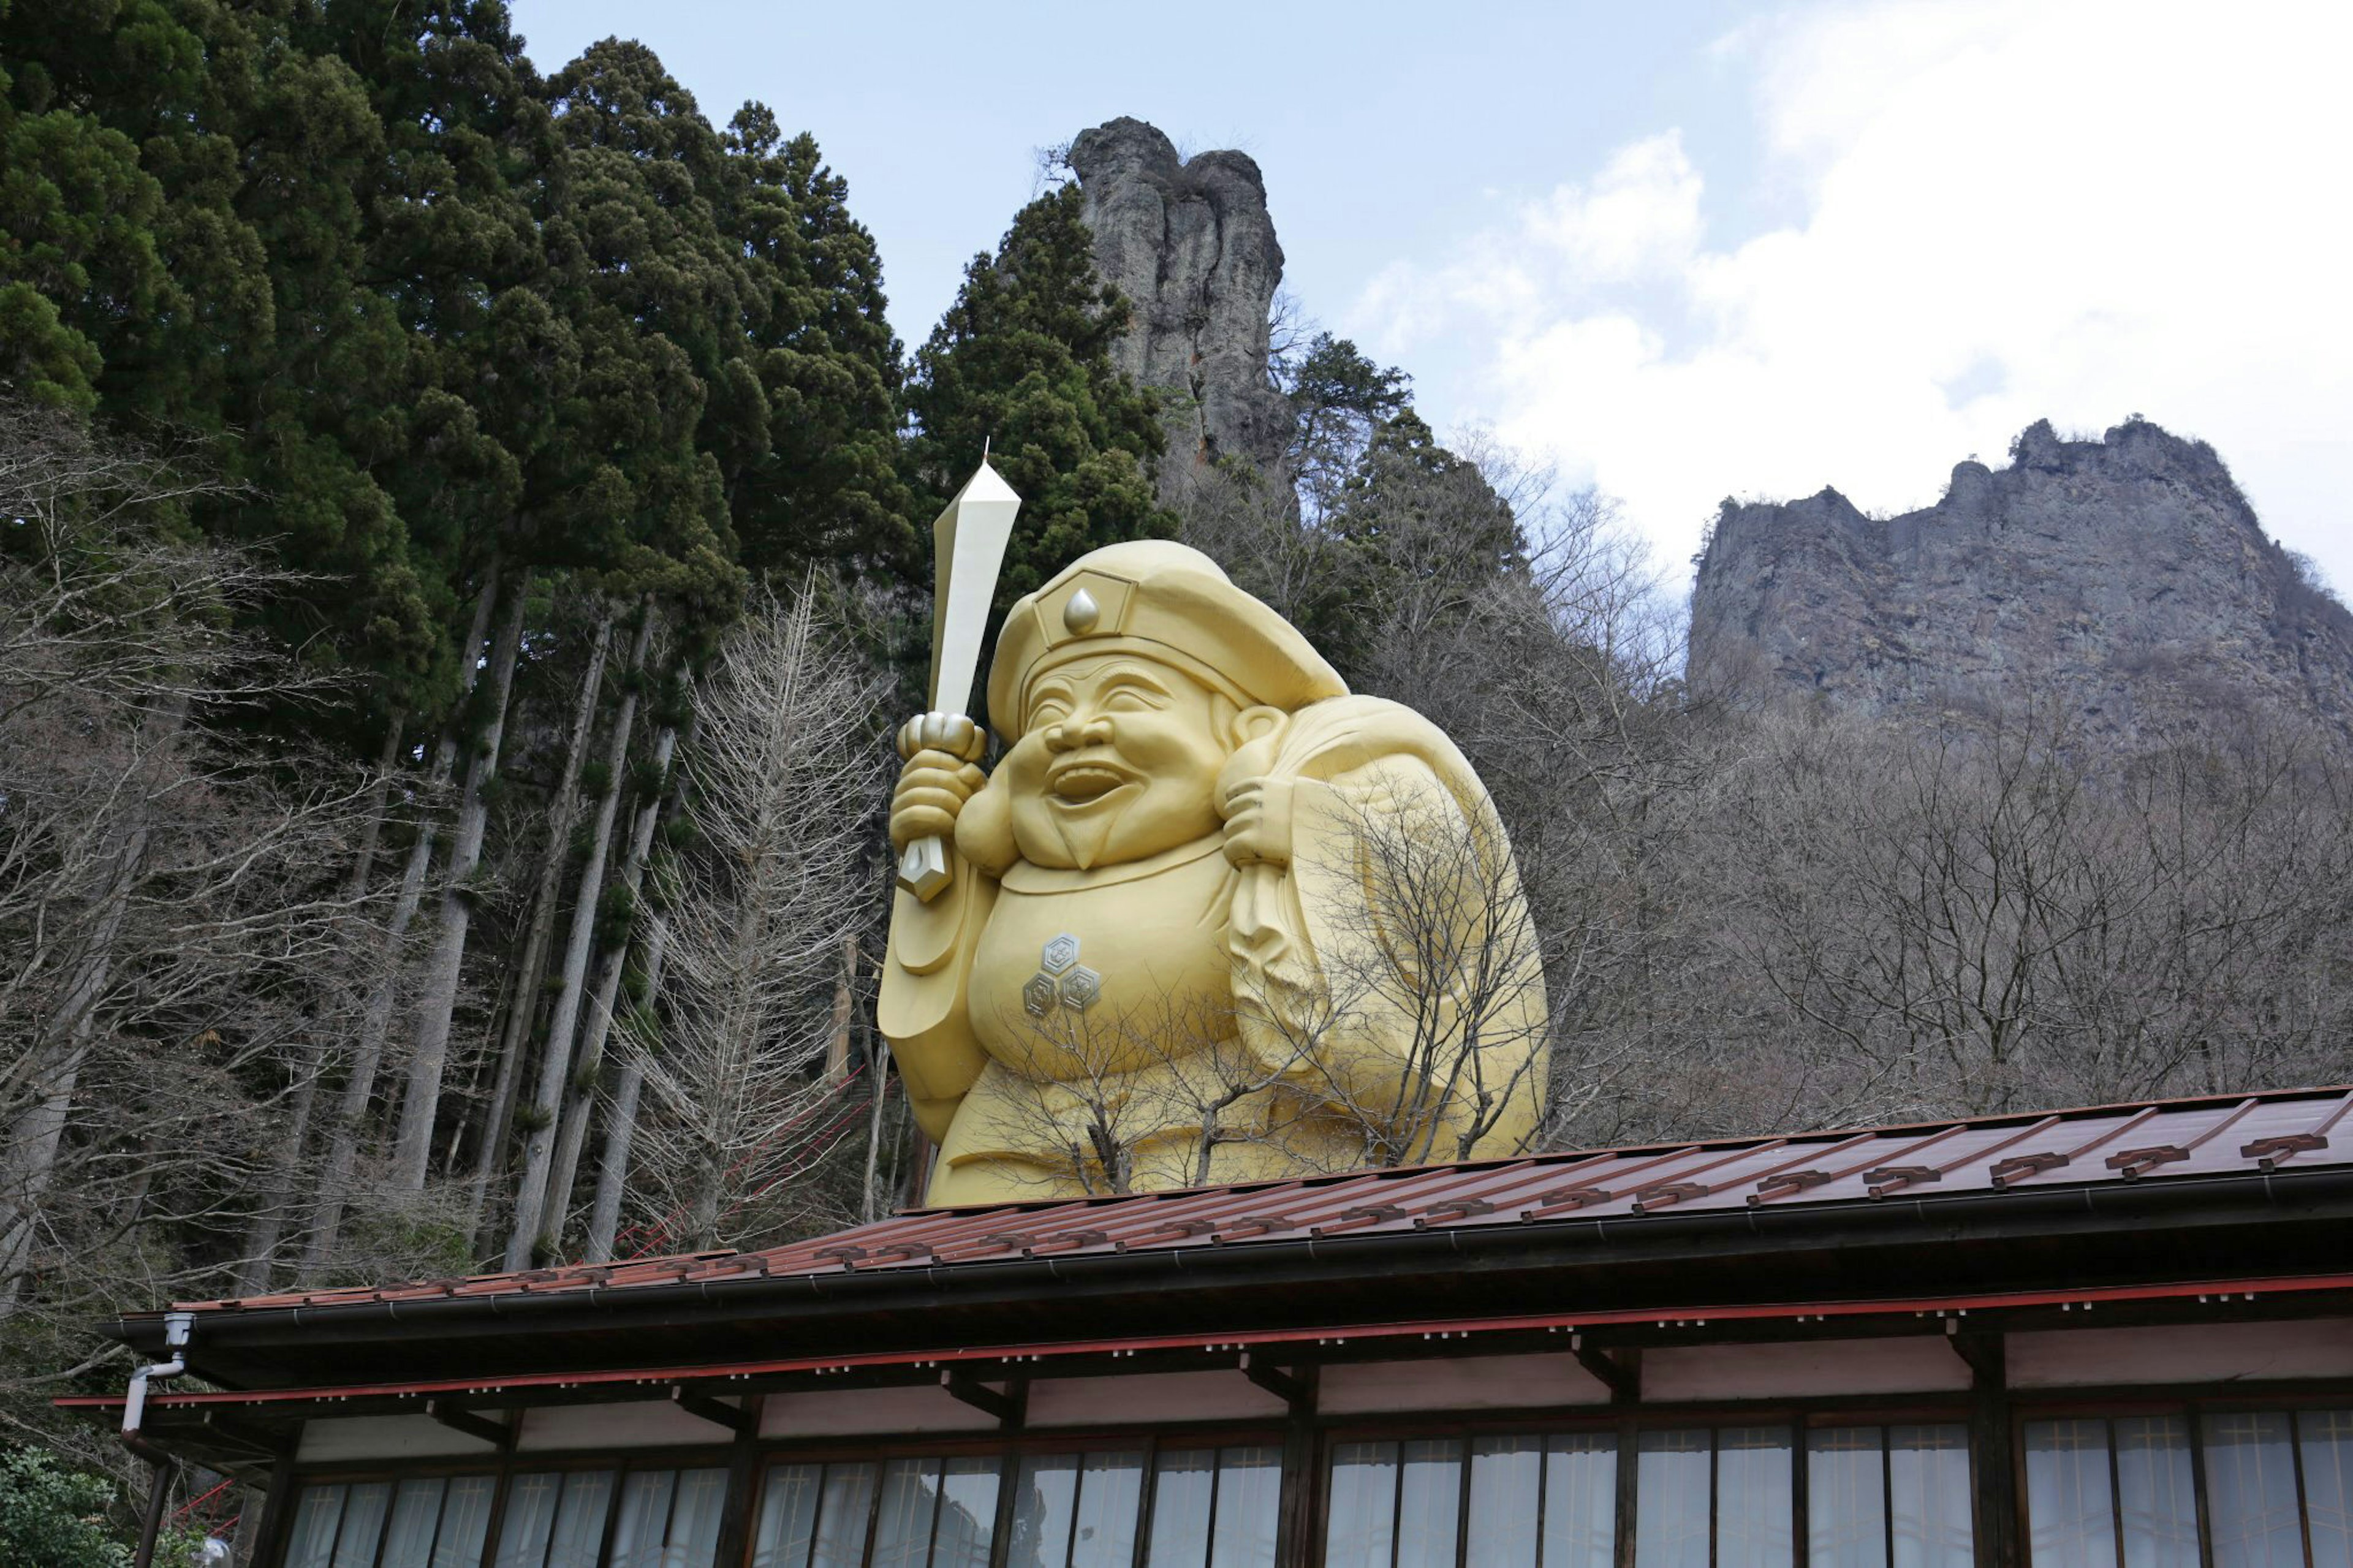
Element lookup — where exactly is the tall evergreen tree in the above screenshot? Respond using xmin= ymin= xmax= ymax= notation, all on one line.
xmin=716 ymin=107 xmax=914 ymax=578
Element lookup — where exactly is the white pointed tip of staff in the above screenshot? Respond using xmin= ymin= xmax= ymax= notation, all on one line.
xmin=950 ymin=457 xmax=1021 ymax=509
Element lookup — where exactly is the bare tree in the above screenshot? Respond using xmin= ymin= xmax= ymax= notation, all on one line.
xmin=0 ymin=404 xmax=404 ymax=1415
xmin=621 ymin=586 xmax=889 ymax=1251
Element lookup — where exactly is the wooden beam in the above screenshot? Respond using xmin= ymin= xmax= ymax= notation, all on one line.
xmin=425 ymin=1400 xmax=512 ymax=1450
xmin=1571 ymin=1338 xmax=1639 ymax=1404
xmin=939 ymin=1371 xmax=1023 ymax=1428
xmin=195 ymin=1411 xmax=285 ymax=1460
xmin=669 ymin=1385 xmax=752 ymax=1436
xmin=1238 ymin=1352 xmax=1309 ymax=1409
xmin=1947 ymin=1326 xmax=2004 ymax=1387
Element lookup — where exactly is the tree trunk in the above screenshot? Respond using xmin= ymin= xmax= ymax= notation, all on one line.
xmin=390 ymin=577 xmax=528 ymax=1190
xmin=861 ymin=1043 xmax=890 ymax=1224
xmin=826 ymin=936 xmax=857 ymax=1078
xmin=503 ymin=606 xmax=648 ymax=1267
xmin=232 ymin=1062 xmax=321 ymax=1297
xmin=463 ymin=608 xmax=614 ymax=1239
xmin=583 ymin=912 xmax=669 ymax=1265
xmin=302 ymin=578 xmax=499 ymax=1276
xmin=539 ymin=664 xmax=674 ymax=1257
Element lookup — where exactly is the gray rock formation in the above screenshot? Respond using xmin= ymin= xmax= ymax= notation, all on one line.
xmin=1688 ymin=419 xmax=2353 ymax=747
xmin=1068 ymin=118 xmax=1289 ymax=500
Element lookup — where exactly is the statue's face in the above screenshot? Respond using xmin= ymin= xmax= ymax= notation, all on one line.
xmin=1003 ymin=653 xmax=1229 ymax=870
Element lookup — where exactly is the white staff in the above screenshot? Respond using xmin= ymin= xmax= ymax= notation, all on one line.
xmin=897 ymin=456 xmax=1021 ymax=901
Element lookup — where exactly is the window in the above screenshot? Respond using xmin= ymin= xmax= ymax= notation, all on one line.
xmin=2026 ymin=1409 xmax=2353 ymax=1568
xmin=1324 ymin=1422 xmax=1963 ymax=1568
xmin=1142 ymin=1445 xmax=1283 ymax=1568
xmin=751 ymin=1445 xmax=1278 ymax=1568
xmin=493 ymin=1468 xmax=729 ymax=1568
xmin=1639 ymin=1426 xmax=1795 ymax=1568
xmin=1324 ymin=1431 xmax=1618 ymax=1568
xmin=1808 ymin=1426 xmax=1973 ymax=1568
xmin=284 ymin=1476 xmax=496 ymax=1568
xmin=754 ymin=1455 xmax=1006 ymax=1568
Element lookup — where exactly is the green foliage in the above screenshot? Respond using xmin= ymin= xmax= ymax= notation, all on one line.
xmin=1277 ymin=331 xmax=1412 ymax=520
xmin=0 ymin=1449 xmax=127 ymax=1568
xmin=904 ymin=184 xmax=1176 ymax=707
xmin=1300 ymin=411 xmax=1531 ymax=682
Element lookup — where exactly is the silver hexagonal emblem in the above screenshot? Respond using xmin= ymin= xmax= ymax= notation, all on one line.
xmin=1022 ymin=972 xmax=1058 ymax=1018
xmin=1040 ymin=934 xmax=1080 ymax=975
xmin=1058 ymin=965 xmax=1102 ymax=1011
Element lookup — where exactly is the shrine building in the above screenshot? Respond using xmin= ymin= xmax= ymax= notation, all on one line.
xmin=66 ymin=1084 xmax=2353 ymax=1568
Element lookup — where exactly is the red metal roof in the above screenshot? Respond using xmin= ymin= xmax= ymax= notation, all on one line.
xmin=175 ymin=1084 xmax=2352 ymax=1317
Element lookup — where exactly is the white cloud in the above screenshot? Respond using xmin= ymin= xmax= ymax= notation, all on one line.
xmin=1351 ymin=0 xmax=2353 ymax=588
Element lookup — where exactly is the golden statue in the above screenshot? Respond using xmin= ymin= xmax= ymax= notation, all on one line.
xmin=882 ymin=469 xmax=1548 ymax=1205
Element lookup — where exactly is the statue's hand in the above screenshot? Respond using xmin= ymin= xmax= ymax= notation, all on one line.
xmin=1219 ymin=774 xmax=1295 ymax=869
xmin=890 ymin=712 xmax=987 ymax=854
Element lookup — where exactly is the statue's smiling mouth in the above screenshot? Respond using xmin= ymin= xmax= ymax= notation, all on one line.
xmin=1048 ymin=760 xmax=1135 ymax=803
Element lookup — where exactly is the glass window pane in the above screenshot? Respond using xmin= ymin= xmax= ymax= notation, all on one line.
xmin=1396 ymin=1439 xmax=1464 ymax=1568
xmin=382 ymin=1479 xmax=449 ymax=1568
xmin=1635 ymin=1431 xmax=1711 ymax=1568
xmin=2303 ymin=1411 xmax=2353 ymax=1568
xmin=2116 ymin=1419 xmax=2199 ymax=1568
xmin=811 ymin=1464 xmax=879 ymax=1568
xmin=496 ymin=1474 xmax=564 ymax=1568
xmin=1012 ymin=1455 xmax=1081 ymax=1568
xmin=1210 ymin=1446 xmax=1282 ymax=1568
xmin=664 ymin=1469 xmax=730 ymax=1568
xmin=1145 ymin=1451 xmax=1215 ymax=1568
xmin=1542 ymin=1434 xmax=1617 ymax=1568
xmin=1072 ymin=1452 xmax=1146 ymax=1568
xmin=1326 ymin=1442 xmax=1400 ymax=1568
xmin=1468 ymin=1436 xmax=1543 ymax=1568
xmin=1810 ymin=1429 xmax=1888 ymax=1568
xmin=611 ymin=1471 xmax=679 ymax=1568
xmin=546 ymin=1473 xmax=616 ymax=1568
xmin=874 ymin=1460 xmax=943 ymax=1568
xmin=1889 ymin=1426 xmax=1973 ymax=1568
xmin=934 ymin=1456 xmax=1001 ymax=1568
xmin=287 ymin=1485 xmax=349 ymax=1568
xmin=2203 ymin=1413 xmax=2305 ymax=1568
xmin=335 ymin=1483 xmax=395 ymax=1568
xmin=751 ymin=1465 xmax=824 ymax=1568
xmin=434 ymin=1478 xmax=497 ymax=1568
xmin=1718 ymin=1428 xmax=1795 ymax=1568
xmin=2026 ymin=1421 xmax=2120 ymax=1568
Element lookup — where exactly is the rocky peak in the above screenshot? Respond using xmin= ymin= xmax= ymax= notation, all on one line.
xmin=1068 ymin=118 xmax=1289 ymax=500
xmin=1688 ymin=419 xmax=2353 ymax=748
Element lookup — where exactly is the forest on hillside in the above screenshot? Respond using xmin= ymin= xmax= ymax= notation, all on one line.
xmin=6 ymin=1 xmax=2352 ymax=1534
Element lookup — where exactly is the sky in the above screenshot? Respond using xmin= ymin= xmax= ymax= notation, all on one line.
xmin=510 ymin=0 xmax=2353 ymax=591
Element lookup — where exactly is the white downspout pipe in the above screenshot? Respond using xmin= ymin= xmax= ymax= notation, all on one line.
xmin=126 ymin=1311 xmax=194 ymax=1568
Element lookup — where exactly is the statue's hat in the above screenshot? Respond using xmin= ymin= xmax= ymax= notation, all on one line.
xmin=988 ymin=541 xmax=1346 ymax=740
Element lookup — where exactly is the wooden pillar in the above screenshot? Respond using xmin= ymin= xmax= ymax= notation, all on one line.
xmin=713 ymin=1394 xmax=767 ymax=1568
xmin=1275 ymin=1365 xmax=1320 ymax=1568
xmin=1961 ymin=1335 xmax=2018 ymax=1568
xmin=241 ymin=1450 xmax=299 ymax=1568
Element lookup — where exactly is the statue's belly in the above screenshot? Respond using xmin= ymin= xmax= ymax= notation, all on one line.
xmin=970 ymin=840 xmax=1236 ymax=1080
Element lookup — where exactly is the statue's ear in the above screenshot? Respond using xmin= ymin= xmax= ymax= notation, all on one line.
xmin=1229 ymin=703 xmax=1287 ymax=751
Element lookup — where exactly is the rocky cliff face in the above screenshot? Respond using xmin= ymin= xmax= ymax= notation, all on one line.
xmin=1688 ymin=419 xmax=2353 ymax=747
xmin=1069 ymin=118 xmax=1289 ymax=500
